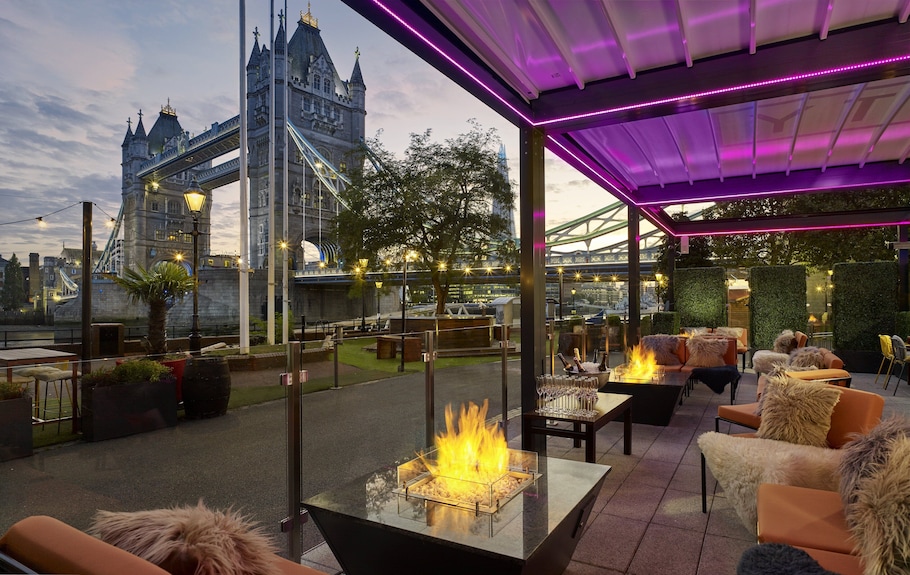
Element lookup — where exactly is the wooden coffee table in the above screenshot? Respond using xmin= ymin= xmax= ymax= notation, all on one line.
xmin=522 ymin=392 xmax=632 ymax=462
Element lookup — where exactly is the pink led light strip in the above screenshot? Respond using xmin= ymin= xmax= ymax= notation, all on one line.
xmin=681 ymin=219 xmax=910 ymax=236
xmin=375 ymin=1 xmax=909 ymax=128
xmin=535 ymin=54 xmax=910 ymax=127
xmin=371 ymin=0 xmax=533 ymax=125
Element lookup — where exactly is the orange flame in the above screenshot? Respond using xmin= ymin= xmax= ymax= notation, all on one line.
xmin=423 ymin=400 xmax=509 ymax=487
xmin=625 ymin=344 xmax=658 ymax=380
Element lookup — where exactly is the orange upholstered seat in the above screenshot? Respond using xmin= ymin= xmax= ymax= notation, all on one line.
xmin=757 ymin=484 xmax=854 ymax=555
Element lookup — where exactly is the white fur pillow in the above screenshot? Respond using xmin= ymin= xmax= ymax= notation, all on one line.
xmin=698 ymin=432 xmax=841 ymax=534
xmin=756 ymin=377 xmax=841 ymax=447
xmin=641 ymin=335 xmax=681 ymax=365
xmin=685 ymin=336 xmax=727 ymax=367
xmin=89 ymin=502 xmax=280 ymax=575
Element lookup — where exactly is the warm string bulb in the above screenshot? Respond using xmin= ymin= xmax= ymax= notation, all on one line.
xmin=36 ymin=217 xmax=47 ymax=229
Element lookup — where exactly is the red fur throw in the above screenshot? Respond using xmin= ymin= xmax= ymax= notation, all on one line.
xmin=89 ymin=502 xmax=280 ymax=575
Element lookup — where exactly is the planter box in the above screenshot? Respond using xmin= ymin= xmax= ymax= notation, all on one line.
xmin=82 ymin=379 xmax=178 ymax=442
xmin=0 ymin=396 xmax=33 ymax=461
xmin=835 ymin=349 xmax=886 ymax=375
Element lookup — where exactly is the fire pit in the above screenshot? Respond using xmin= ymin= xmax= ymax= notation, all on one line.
xmin=303 ymin=400 xmax=609 ymax=574
xmin=395 ymin=447 xmax=540 ymax=518
xmin=303 ymin=456 xmax=608 ymax=575
xmin=598 ymin=345 xmax=688 ymax=425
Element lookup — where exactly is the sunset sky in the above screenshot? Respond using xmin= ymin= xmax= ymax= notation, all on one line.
xmin=0 ymin=0 xmax=619 ymax=264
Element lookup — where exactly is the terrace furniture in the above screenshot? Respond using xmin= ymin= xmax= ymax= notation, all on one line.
xmin=0 ymin=348 xmax=80 ymax=433
xmin=874 ymin=334 xmax=894 ymax=387
xmin=701 ymin=384 xmax=884 ymax=516
xmin=689 ymin=365 xmax=741 ymax=403
xmin=888 ymin=335 xmax=908 ymax=395
xmin=0 ymin=515 xmax=329 ymax=575
xmin=756 ymin=416 xmax=910 ymax=575
xmin=598 ymin=371 xmax=689 ymax=425
xmin=522 ymin=391 xmax=632 ymax=462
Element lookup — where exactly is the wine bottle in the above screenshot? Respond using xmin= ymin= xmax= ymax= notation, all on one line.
xmin=573 ymin=357 xmax=587 ymax=373
xmin=598 ymin=351 xmax=608 ymax=372
xmin=556 ymin=353 xmax=572 ymax=370
xmin=573 ymin=347 xmax=582 ymax=362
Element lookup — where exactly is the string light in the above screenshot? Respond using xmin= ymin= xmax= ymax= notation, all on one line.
xmin=36 ymin=217 xmax=47 ymax=228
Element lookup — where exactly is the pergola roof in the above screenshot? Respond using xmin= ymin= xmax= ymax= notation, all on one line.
xmin=341 ymin=0 xmax=910 ymax=236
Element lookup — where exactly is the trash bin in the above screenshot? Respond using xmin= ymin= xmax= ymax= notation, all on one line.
xmin=91 ymin=323 xmax=124 ymax=357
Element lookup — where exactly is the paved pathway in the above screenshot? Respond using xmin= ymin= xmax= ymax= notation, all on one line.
xmin=0 ymin=359 xmax=523 ymax=557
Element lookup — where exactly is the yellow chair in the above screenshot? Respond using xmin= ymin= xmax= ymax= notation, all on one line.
xmin=876 ymin=334 xmax=894 ymax=387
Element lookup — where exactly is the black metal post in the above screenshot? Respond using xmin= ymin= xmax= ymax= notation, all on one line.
xmin=558 ymin=270 xmax=564 ymax=320
xmin=360 ymin=276 xmax=367 ymax=332
xmin=399 ymin=258 xmax=407 ymax=372
xmin=189 ymin=215 xmax=202 ymax=355
xmin=424 ymin=330 xmax=435 ymax=448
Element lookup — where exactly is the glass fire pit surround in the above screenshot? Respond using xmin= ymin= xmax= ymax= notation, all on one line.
xmin=303 ymin=456 xmax=610 ymax=575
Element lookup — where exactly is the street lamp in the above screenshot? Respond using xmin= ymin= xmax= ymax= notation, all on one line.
xmin=557 ymin=267 xmax=564 ymax=320
xmin=358 ymin=258 xmax=368 ymax=332
xmin=400 ymin=250 xmax=416 ymax=372
xmin=571 ymin=288 xmax=577 ymax=313
xmin=184 ymin=178 xmax=206 ymax=355
xmin=654 ymin=272 xmax=664 ymax=311
xmin=375 ymin=280 xmax=383 ymax=328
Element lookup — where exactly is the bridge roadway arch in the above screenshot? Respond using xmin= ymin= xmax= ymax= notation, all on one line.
xmin=116 ymin=114 xmax=675 ymax=280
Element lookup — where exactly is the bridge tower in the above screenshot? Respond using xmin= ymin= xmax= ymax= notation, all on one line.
xmin=120 ymin=105 xmax=212 ymax=270
xmin=246 ymin=6 xmax=366 ymax=270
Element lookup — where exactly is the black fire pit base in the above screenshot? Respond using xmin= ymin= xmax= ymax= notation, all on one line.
xmin=303 ymin=457 xmax=609 ymax=575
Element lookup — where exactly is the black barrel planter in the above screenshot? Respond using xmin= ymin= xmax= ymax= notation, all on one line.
xmin=182 ymin=356 xmax=232 ymax=419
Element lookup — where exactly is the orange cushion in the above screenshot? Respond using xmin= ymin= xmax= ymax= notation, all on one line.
xmin=717 ymin=402 xmax=761 ymax=430
xmin=272 ymin=556 xmax=329 ymax=575
xmin=756 ymin=484 xmax=855 ymax=555
xmin=795 ymin=546 xmax=864 ymax=575
xmin=786 ymin=368 xmax=850 ymax=384
xmin=0 ymin=516 xmax=170 ymax=575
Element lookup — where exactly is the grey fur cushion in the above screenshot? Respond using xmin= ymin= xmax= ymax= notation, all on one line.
xmin=89 ymin=502 xmax=281 ymax=575
xmin=790 ymin=346 xmax=824 ymax=369
xmin=840 ymin=429 xmax=910 ymax=575
xmin=839 ymin=415 xmax=910 ymax=507
xmin=773 ymin=329 xmax=797 ymax=354
xmin=641 ymin=335 xmax=681 ymax=365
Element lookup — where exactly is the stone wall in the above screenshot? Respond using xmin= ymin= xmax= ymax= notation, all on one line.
xmin=54 ymin=270 xmax=364 ymax=330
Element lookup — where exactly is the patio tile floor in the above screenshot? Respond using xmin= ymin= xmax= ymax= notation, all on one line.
xmin=302 ymin=368 xmax=910 ymax=575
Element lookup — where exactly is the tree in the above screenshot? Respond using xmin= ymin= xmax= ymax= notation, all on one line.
xmin=109 ymin=262 xmax=195 ymax=356
xmin=335 ymin=121 xmax=515 ymax=314
xmin=1 ymin=254 xmax=26 ymax=311
xmin=704 ymin=186 xmax=910 ymax=271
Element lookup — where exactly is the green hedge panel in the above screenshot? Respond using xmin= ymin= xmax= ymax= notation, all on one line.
xmin=675 ymin=267 xmax=726 ymax=329
xmin=749 ymin=265 xmax=807 ymax=350
xmin=832 ymin=261 xmax=897 ymax=351
xmin=651 ymin=312 xmax=680 ymax=335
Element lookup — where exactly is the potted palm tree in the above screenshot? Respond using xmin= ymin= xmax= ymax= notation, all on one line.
xmin=110 ymin=262 xmax=195 ymax=356
xmin=0 ymin=380 xmax=32 ymax=460
xmin=81 ymin=359 xmax=177 ymax=441
xmin=110 ymin=262 xmax=195 ymax=397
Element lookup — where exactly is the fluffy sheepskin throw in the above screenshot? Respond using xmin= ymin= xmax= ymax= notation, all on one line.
xmin=846 ymin=435 xmax=910 ymax=575
xmin=839 ymin=415 xmax=910 ymax=507
xmin=773 ymin=330 xmax=797 ymax=354
xmin=89 ymin=502 xmax=280 ymax=575
xmin=685 ymin=336 xmax=727 ymax=367
xmin=751 ymin=350 xmax=790 ymax=375
xmin=641 ymin=335 xmax=681 ymax=365
xmin=756 ymin=377 xmax=841 ymax=448
xmin=789 ymin=346 xmax=825 ymax=370
xmin=715 ymin=326 xmax=743 ymax=341
xmin=698 ymin=432 xmax=841 ymax=534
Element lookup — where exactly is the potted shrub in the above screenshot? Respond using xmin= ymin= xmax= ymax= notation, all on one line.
xmin=109 ymin=262 xmax=194 ymax=396
xmin=0 ymin=380 xmax=32 ymax=461
xmin=109 ymin=262 xmax=195 ymax=358
xmin=81 ymin=359 xmax=178 ymax=442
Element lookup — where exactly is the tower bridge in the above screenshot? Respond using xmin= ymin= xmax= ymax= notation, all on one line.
xmin=102 ymin=3 xmax=682 ymax=322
